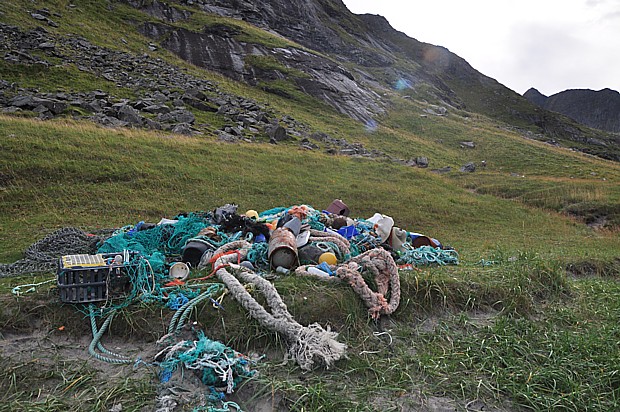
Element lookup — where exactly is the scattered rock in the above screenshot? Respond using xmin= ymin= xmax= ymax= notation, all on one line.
xmin=0 ymin=22 xmax=409 ymax=168
xmin=265 ymin=124 xmax=288 ymax=141
xmin=143 ymin=104 xmax=171 ymax=114
xmin=90 ymin=113 xmax=129 ymax=128
xmin=38 ymin=42 xmax=55 ymax=50
xmin=171 ymin=122 xmax=193 ymax=135
xmin=423 ymin=105 xmax=448 ymax=116
xmin=116 ymin=104 xmax=143 ymax=125
xmin=144 ymin=118 xmax=163 ymax=130
xmin=460 ymin=141 xmax=475 ymax=149
xmin=460 ymin=162 xmax=476 ymax=173
xmin=218 ymin=130 xmax=239 ymax=142
xmin=415 ymin=156 xmax=429 ymax=168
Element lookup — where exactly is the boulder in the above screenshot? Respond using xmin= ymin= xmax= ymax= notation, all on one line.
xmin=218 ymin=130 xmax=239 ymax=142
xmin=415 ymin=156 xmax=429 ymax=168
xmin=116 ymin=104 xmax=143 ymax=125
xmin=144 ymin=104 xmax=171 ymax=114
xmin=90 ymin=114 xmax=129 ymax=128
xmin=265 ymin=124 xmax=288 ymax=141
xmin=171 ymin=122 xmax=193 ymax=135
xmin=33 ymin=97 xmax=66 ymax=115
xmin=460 ymin=162 xmax=476 ymax=173
xmin=176 ymin=109 xmax=195 ymax=124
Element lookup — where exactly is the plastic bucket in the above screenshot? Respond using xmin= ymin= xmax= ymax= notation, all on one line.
xmin=182 ymin=240 xmax=212 ymax=268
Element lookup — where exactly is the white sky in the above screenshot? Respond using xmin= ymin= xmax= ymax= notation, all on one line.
xmin=341 ymin=0 xmax=620 ymax=96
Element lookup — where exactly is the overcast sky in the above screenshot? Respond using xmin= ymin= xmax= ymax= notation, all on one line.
xmin=341 ymin=0 xmax=620 ymax=96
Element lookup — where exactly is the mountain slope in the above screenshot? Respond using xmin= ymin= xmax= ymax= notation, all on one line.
xmin=525 ymin=87 xmax=620 ymax=134
xmin=119 ymin=0 xmax=620 ymax=160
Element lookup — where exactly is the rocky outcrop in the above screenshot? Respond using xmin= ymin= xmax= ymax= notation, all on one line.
xmin=3 ymin=0 xmax=618 ymax=161
xmin=524 ymin=87 xmax=620 ymax=134
xmin=0 ymin=22 xmax=429 ymax=164
xmin=0 ymin=22 xmax=274 ymax=138
xmin=138 ymin=19 xmax=385 ymax=122
xmin=123 ymin=0 xmax=619 ymax=161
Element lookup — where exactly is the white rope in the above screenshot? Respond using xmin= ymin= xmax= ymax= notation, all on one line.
xmin=209 ymin=241 xmax=346 ymax=370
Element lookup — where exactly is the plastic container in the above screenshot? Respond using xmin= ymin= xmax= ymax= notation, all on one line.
xmin=182 ymin=240 xmax=213 ymax=268
xmin=169 ymin=261 xmax=190 ymax=280
xmin=57 ymin=252 xmax=138 ymax=304
xmin=325 ymin=199 xmax=350 ymax=216
xmin=307 ymin=267 xmax=330 ymax=277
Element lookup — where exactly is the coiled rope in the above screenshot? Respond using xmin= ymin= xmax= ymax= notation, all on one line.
xmin=335 ymin=248 xmax=401 ymax=320
xmin=397 ymin=245 xmax=459 ymax=266
xmin=167 ymin=283 xmax=225 ymax=334
xmin=296 ymin=248 xmax=400 ymax=320
xmin=0 ymin=227 xmax=101 ymax=278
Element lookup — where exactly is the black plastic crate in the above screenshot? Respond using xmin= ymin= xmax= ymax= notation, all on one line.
xmin=57 ymin=252 xmax=137 ymax=304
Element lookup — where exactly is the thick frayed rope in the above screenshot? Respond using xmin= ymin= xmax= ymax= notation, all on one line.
xmin=201 ymin=241 xmax=346 ymax=371
xmin=335 ymin=248 xmax=401 ymax=320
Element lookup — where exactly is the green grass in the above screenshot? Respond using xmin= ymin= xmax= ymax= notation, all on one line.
xmin=0 ymin=115 xmax=619 ymax=410
xmin=1 ymin=1 xmax=620 ymax=410
xmin=410 ymin=277 xmax=620 ymax=411
xmin=0 ymin=357 xmax=155 ymax=412
xmin=0 ymin=60 xmax=136 ymax=98
xmin=2 ymin=116 xmax=618 ymax=264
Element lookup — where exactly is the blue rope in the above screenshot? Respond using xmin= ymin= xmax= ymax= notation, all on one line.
xmin=247 ymin=242 xmax=269 ymax=268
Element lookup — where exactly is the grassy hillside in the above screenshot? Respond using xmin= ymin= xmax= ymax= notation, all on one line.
xmin=1 ymin=115 xmax=618 ymax=261
xmin=1 ymin=113 xmax=619 ymax=411
xmin=1 ymin=1 xmax=620 ymax=411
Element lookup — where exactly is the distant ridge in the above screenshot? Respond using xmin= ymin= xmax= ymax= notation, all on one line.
xmin=524 ymin=87 xmax=620 ymax=133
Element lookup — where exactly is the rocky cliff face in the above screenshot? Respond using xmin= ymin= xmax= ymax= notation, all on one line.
xmin=127 ymin=0 xmax=478 ymax=121
xmin=130 ymin=0 xmax=387 ymax=122
xmin=125 ymin=0 xmax=572 ymax=136
xmin=525 ymin=88 xmax=620 ymax=134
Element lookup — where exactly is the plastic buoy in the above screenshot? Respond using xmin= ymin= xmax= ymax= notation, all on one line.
xmin=245 ymin=210 xmax=259 ymax=220
xmin=318 ymin=252 xmax=337 ymax=265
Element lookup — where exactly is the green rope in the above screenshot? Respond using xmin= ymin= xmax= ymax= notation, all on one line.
xmin=12 ymin=278 xmax=55 ymax=296
xmin=397 ymin=246 xmax=459 ymax=266
xmin=246 ymin=242 xmax=269 ymax=268
xmin=168 ymin=284 xmax=224 ymax=334
xmin=258 ymin=207 xmax=287 ymax=219
xmin=193 ymin=401 xmax=243 ymax=412
xmin=88 ymin=304 xmax=133 ymax=364
xmin=314 ymin=241 xmax=343 ymax=260
xmin=158 ymin=330 xmax=255 ymax=395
